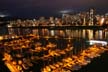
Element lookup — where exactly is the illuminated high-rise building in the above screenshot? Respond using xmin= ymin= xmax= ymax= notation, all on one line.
xmin=89 ymin=8 xmax=95 ymax=25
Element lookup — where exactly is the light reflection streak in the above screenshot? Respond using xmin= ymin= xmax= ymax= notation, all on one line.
xmin=87 ymin=40 xmax=107 ymax=46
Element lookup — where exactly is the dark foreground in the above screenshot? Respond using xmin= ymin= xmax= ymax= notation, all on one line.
xmin=0 ymin=52 xmax=108 ymax=72
xmin=74 ymin=52 xmax=108 ymax=72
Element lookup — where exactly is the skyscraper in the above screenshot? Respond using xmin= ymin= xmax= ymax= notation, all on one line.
xmin=89 ymin=8 xmax=95 ymax=25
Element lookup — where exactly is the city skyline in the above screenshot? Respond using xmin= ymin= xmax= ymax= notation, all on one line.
xmin=0 ymin=0 xmax=108 ymax=18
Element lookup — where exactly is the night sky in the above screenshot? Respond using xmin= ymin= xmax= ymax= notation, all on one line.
xmin=0 ymin=0 xmax=108 ymax=18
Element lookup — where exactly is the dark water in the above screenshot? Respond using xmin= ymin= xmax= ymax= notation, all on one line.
xmin=74 ymin=52 xmax=108 ymax=72
xmin=0 ymin=27 xmax=108 ymax=72
xmin=1 ymin=52 xmax=108 ymax=72
xmin=0 ymin=54 xmax=10 ymax=72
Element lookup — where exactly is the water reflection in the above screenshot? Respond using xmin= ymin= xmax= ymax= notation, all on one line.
xmin=1 ymin=27 xmax=108 ymax=72
xmin=64 ymin=29 xmax=108 ymax=41
xmin=6 ymin=27 xmax=108 ymax=41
